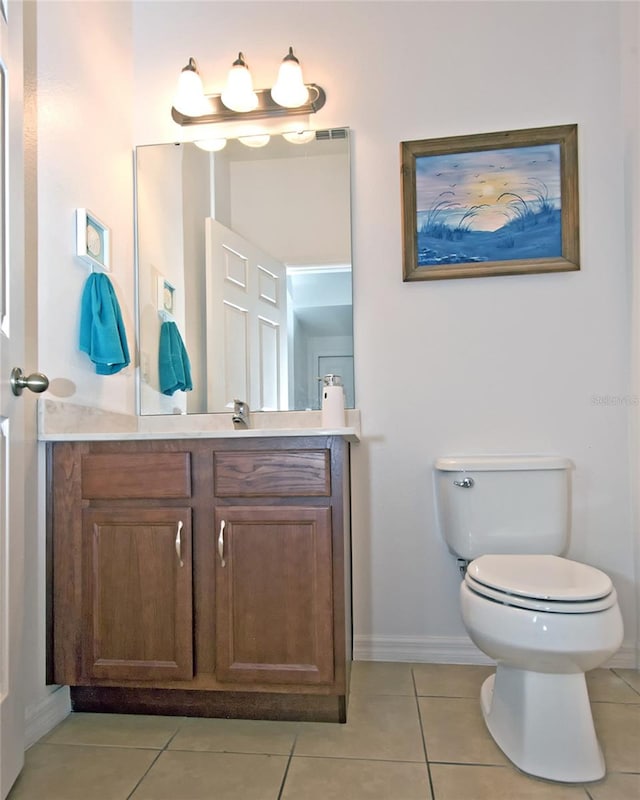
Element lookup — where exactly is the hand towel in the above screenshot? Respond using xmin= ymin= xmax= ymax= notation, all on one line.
xmin=79 ymin=272 xmax=130 ymax=375
xmin=159 ymin=320 xmax=193 ymax=395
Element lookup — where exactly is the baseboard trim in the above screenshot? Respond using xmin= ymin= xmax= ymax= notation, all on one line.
xmin=353 ymin=635 xmax=638 ymax=669
xmin=605 ymin=644 xmax=638 ymax=670
xmin=25 ymin=686 xmax=71 ymax=748
xmin=353 ymin=635 xmax=494 ymax=664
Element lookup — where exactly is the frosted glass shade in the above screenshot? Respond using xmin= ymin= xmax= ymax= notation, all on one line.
xmin=271 ymin=48 xmax=309 ymax=108
xmin=173 ymin=61 xmax=208 ymax=117
xmin=238 ymin=134 xmax=271 ymax=148
xmin=221 ymin=53 xmax=258 ymax=112
xmin=282 ymin=130 xmax=316 ymax=144
xmin=194 ymin=139 xmax=227 ymax=152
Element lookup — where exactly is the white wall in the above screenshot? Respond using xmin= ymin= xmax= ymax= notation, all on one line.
xmin=28 ymin=0 xmax=134 ymax=741
xmin=130 ymin=1 xmax=637 ymax=663
xmin=37 ymin=1 xmax=135 ymax=414
xmin=621 ymin=1 xmax=640 ymax=667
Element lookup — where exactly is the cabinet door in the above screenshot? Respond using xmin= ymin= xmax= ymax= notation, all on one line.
xmin=215 ymin=506 xmax=334 ymax=685
xmin=82 ymin=507 xmax=193 ymax=682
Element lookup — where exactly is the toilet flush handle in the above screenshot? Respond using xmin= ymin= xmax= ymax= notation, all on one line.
xmin=453 ymin=477 xmax=474 ymax=488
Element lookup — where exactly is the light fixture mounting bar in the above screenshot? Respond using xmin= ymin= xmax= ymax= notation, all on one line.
xmin=172 ymin=84 xmax=326 ymax=127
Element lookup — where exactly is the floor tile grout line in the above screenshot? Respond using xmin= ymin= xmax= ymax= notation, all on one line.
xmin=124 ymin=749 xmax=164 ymax=800
xmin=276 ymin=733 xmax=298 ymax=800
xmin=591 ymin=699 xmax=640 ymax=706
xmin=278 ymin=753 xmax=429 ymax=765
xmin=35 ymin=740 xmax=167 ymax=752
xmin=610 ymin=667 xmax=640 ymax=698
xmin=161 ymin=725 xmax=184 ymax=752
xmin=411 ymin=668 xmax=437 ymax=800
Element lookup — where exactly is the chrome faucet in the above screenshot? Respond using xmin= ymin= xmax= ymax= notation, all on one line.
xmin=232 ymin=399 xmax=250 ymax=429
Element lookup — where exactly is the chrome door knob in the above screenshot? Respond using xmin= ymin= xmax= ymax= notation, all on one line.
xmin=10 ymin=367 xmax=49 ymax=396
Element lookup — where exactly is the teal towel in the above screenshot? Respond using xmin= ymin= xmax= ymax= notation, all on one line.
xmin=79 ymin=273 xmax=130 ymax=375
xmin=159 ymin=320 xmax=193 ymax=395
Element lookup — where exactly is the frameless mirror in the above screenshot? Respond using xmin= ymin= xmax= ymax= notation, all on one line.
xmin=135 ymin=128 xmax=353 ymax=415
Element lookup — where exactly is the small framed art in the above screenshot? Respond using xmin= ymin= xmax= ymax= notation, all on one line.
xmin=157 ymin=275 xmax=176 ymax=319
xmin=76 ymin=208 xmax=111 ymax=271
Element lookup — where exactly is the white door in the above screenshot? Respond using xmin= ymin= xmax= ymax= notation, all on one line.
xmin=205 ymin=218 xmax=288 ymax=412
xmin=0 ymin=0 xmax=27 ymax=795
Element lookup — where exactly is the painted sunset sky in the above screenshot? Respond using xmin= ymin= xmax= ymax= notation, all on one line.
xmin=416 ymin=144 xmax=561 ymax=233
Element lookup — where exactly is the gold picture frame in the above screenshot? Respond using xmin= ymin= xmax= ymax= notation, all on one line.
xmin=401 ymin=124 xmax=580 ymax=281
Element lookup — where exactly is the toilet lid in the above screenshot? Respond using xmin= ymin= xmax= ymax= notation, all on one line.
xmin=467 ymin=554 xmax=613 ymax=602
xmin=464 ymin=573 xmax=618 ymax=613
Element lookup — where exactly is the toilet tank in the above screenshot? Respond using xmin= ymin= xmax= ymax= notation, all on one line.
xmin=434 ymin=455 xmax=573 ymax=561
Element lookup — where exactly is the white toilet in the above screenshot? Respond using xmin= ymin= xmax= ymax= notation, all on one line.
xmin=434 ymin=455 xmax=623 ymax=783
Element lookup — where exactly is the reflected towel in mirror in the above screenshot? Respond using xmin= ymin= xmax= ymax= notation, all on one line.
xmin=79 ymin=272 xmax=130 ymax=375
xmin=159 ymin=320 xmax=193 ymax=395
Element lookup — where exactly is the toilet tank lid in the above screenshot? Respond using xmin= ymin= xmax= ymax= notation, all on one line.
xmin=435 ymin=455 xmax=574 ymax=472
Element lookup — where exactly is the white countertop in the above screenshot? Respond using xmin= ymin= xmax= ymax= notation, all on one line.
xmin=37 ymin=400 xmax=361 ymax=443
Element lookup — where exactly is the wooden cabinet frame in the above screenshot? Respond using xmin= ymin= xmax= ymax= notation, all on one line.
xmin=48 ymin=436 xmax=352 ymax=723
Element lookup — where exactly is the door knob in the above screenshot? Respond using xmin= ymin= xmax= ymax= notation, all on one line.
xmin=10 ymin=367 xmax=50 ymax=396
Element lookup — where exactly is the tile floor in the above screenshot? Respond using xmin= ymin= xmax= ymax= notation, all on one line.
xmin=8 ymin=663 xmax=640 ymax=800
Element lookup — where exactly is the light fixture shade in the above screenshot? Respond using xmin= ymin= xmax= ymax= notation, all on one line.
xmin=173 ymin=58 xmax=208 ymax=117
xmin=282 ymin=129 xmax=316 ymax=145
xmin=194 ymin=138 xmax=227 ymax=152
xmin=238 ymin=134 xmax=271 ymax=148
xmin=221 ymin=52 xmax=259 ymax=113
xmin=271 ymin=47 xmax=310 ymax=108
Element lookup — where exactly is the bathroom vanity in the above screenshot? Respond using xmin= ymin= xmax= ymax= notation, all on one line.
xmin=46 ymin=425 xmax=354 ymax=723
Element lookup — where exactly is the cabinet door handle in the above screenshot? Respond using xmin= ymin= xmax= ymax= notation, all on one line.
xmin=218 ymin=519 xmax=226 ymax=567
xmin=175 ymin=520 xmax=184 ymax=567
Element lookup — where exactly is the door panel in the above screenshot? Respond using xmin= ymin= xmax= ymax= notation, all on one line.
xmin=215 ymin=506 xmax=334 ymax=685
xmin=82 ymin=508 xmax=193 ymax=682
xmin=205 ymin=218 xmax=288 ymax=412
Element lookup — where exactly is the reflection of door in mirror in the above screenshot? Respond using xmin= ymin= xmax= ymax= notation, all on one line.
xmin=205 ymin=219 xmax=287 ymax=412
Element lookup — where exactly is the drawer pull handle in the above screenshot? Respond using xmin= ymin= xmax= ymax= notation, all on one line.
xmin=218 ymin=519 xmax=226 ymax=567
xmin=175 ymin=520 xmax=184 ymax=567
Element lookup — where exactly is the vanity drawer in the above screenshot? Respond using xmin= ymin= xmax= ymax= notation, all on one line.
xmin=213 ymin=450 xmax=330 ymax=497
xmin=81 ymin=453 xmax=192 ymax=499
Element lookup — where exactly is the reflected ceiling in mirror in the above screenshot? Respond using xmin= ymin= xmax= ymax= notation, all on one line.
xmin=135 ymin=128 xmax=353 ymax=416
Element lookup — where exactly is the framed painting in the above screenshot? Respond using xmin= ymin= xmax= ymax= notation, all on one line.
xmin=401 ymin=125 xmax=579 ymax=281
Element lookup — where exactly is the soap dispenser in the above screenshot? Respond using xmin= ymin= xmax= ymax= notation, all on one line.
xmin=320 ymin=374 xmax=346 ymax=428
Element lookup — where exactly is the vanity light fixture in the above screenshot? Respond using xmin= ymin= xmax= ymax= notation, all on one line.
xmin=171 ymin=48 xmax=326 ymax=127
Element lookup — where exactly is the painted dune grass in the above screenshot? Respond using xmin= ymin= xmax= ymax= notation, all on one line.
xmin=415 ymin=144 xmax=562 ymax=267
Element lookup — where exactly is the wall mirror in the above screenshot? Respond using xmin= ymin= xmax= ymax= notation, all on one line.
xmin=135 ymin=128 xmax=354 ymax=416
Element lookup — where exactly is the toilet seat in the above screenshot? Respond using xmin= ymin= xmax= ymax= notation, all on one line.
xmin=465 ymin=573 xmax=617 ymax=613
xmin=465 ymin=554 xmax=616 ymax=614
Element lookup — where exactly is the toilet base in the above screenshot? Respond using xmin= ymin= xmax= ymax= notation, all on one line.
xmin=480 ymin=666 xmax=605 ymax=783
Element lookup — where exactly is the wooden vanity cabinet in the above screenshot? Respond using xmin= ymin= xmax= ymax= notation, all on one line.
xmin=48 ymin=436 xmax=352 ymax=722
